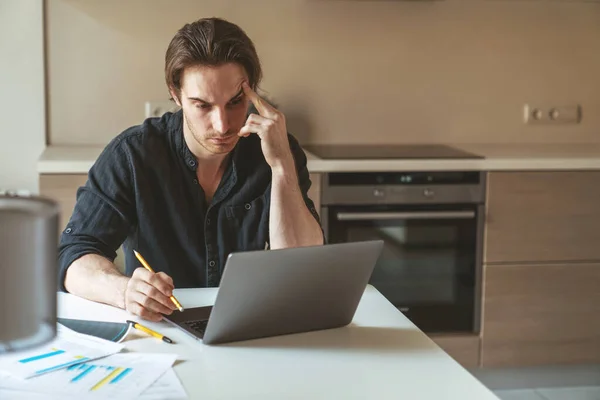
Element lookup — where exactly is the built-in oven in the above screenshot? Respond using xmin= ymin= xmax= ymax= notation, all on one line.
xmin=320 ymin=171 xmax=486 ymax=334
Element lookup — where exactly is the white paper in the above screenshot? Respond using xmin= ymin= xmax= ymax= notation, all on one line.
xmin=0 ymin=353 xmax=177 ymax=400
xmin=0 ymin=325 xmax=124 ymax=379
xmin=138 ymin=369 xmax=188 ymax=400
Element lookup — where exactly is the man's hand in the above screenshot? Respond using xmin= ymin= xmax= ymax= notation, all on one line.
xmin=239 ymin=82 xmax=294 ymax=172
xmin=124 ymin=267 xmax=178 ymax=322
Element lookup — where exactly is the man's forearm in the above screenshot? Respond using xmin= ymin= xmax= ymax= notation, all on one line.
xmin=64 ymin=254 xmax=129 ymax=309
xmin=269 ymin=164 xmax=324 ymax=249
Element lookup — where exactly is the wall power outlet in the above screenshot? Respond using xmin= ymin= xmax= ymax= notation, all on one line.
xmin=523 ymin=104 xmax=582 ymax=125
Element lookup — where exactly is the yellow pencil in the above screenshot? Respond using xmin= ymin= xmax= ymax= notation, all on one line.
xmin=133 ymin=249 xmax=184 ymax=312
xmin=126 ymin=320 xmax=174 ymax=344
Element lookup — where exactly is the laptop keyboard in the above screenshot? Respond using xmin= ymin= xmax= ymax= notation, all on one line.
xmin=184 ymin=319 xmax=209 ymax=335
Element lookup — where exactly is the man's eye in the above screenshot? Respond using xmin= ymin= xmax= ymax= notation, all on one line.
xmin=228 ymin=98 xmax=243 ymax=107
xmin=196 ymin=103 xmax=211 ymax=109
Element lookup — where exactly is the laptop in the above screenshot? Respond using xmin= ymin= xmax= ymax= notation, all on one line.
xmin=162 ymin=240 xmax=383 ymax=345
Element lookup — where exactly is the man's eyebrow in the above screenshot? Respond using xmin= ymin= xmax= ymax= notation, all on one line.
xmin=187 ymin=88 xmax=244 ymax=105
xmin=228 ymin=87 xmax=244 ymax=102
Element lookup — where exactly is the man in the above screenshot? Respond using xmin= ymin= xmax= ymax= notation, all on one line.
xmin=58 ymin=18 xmax=324 ymax=322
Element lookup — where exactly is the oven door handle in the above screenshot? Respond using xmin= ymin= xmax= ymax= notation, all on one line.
xmin=335 ymin=210 xmax=476 ymax=221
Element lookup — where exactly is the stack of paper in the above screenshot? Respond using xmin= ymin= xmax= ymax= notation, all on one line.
xmin=0 ymin=324 xmax=124 ymax=380
xmin=0 ymin=326 xmax=187 ymax=399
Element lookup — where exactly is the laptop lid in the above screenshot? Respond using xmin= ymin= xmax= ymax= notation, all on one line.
xmin=198 ymin=240 xmax=383 ymax=345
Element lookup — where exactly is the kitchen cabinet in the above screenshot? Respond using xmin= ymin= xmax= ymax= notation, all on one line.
xmin=484 ymin=171 xmax=600 ymax=263
xmin=40 ymin=174 xmax=87 ymax=233
xmin=429 ymin=334 xmax=480 ymax=368
xmin=482 ymin=171 xmax=600 ymax=367
xmin=481 ymin=262 xmax=600 ymax=367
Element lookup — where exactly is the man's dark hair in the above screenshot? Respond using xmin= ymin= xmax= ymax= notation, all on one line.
xmin=165 ymin=17 xmax=262 ymax=101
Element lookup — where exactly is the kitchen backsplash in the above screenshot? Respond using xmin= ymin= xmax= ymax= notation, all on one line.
xmin=47 ymin=0 xmax=600 ymax=146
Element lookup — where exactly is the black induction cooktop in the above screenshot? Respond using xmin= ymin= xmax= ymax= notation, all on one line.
xmin=302 ymin=144 xmax=483 ymax=160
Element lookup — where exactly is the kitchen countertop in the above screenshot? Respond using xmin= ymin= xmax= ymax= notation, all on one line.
xmin=37 ymin=143 xmax=600 ymax=174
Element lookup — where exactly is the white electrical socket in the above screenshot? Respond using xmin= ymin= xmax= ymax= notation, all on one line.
xmin=523 ymin=104 xmax=582 ymax=125
xmin=144 ymin=101 xmax=180 ymax=118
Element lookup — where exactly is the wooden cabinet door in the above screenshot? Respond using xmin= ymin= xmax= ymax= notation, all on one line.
xmin=429 ymin=334 xmax=480 ymax=368
xmin=485 ymin=171 xmax=600 ymax=263
xmin=40 ymin=174 xmax=88 ymax=232
xmin=481 ymin=263 xmax=600 ymax=367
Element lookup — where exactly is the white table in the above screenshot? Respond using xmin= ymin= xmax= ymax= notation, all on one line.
xmin=57 ymin=285 xmax=499 ymax=399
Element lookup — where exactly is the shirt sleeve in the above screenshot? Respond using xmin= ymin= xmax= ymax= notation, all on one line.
xmin=287 ymin=133 xmax=326 ymax=240
xmin=57 ymin=138 xmax=137 ymax=292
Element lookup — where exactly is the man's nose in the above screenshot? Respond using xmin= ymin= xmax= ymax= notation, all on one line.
xmin=212 ymin=108 xmax=229 ymax=134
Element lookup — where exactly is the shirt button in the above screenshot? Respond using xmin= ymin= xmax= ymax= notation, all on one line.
xmin=193 ymin=179 xmax=198 ymax=184
xmin=65 ymin=227 xmax=72 ymax=234
xmin=244 ymin=203 xmax=252 ymax=210
xmin=209 ymin=260 xmax=216 ymax=267
xmin=206 ymin=218 xmax=211 ymax=225
xmin=188 ymin=159 xmax=196 ymax=167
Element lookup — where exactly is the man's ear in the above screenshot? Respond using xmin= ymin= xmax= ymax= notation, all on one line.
xmin=169 ymin=88 xmax=182 ymax=107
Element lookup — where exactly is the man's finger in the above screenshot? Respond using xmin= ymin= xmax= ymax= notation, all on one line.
xmin=132 ymin=267 xmax=153 ymax=282
xmin=131 ymin=289 xmax=174 ymax=315
xmin=242 ymin=82 xmax=276 ymax=118
xmin=155 ymin=272 xmax=174 ymax=288
xmin=126 ymin=300 xmax=163 ymax=322
xmin=135 ymin=280 xmax=176 ymax=311
xmin=238 ymin=123 xmax=263 ymax=138
xmin=149 ymin=272 xmax=174 ymax=297
xmin=245 ymin=113 xmax=272 ymax=126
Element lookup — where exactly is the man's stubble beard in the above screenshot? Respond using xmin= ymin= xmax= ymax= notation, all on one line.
xmin=183 ymin=112 xmax=234 ymax=156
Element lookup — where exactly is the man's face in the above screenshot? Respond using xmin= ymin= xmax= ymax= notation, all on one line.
xmin=173 ymin=63 xmax=250 ymax=156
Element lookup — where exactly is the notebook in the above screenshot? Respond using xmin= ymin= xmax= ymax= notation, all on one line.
xmin=57 ymin=318 xmax=133 ymax=343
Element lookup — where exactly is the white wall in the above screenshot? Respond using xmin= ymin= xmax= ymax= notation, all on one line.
xmin=0 ymin=0 xmax=45 ymax=194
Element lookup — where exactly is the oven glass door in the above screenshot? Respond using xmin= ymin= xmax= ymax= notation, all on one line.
xmin=326 ymin=204 xmax=480 ymax=333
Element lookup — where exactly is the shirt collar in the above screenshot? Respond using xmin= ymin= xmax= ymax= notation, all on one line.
xmin=168 ymin=109 xmax=239 ymax=188
xmin=168 ymin=109 xmax=198 ymax=171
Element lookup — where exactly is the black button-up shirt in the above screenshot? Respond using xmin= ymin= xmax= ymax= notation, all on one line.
xmin=58 ymin=110 xmax=321 ymax=290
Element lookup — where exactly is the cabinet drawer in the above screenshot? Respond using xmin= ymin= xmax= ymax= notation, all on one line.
xmin=485 ymin=171 xmax=600 ymax=263
xmin=481 ymin=263 xmax=600 ymax=367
